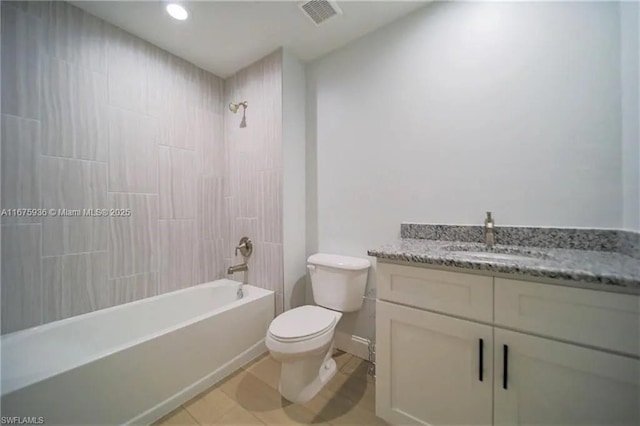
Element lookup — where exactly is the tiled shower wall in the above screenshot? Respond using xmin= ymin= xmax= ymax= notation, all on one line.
xmin=1 ymin=1 xmax=227 ymax=334
xmin=224 ymin=51 xmax=285 ymax=314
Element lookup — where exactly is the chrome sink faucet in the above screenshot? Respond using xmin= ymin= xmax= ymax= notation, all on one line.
xmin=484 ymin=211 xmax=495 ymax=248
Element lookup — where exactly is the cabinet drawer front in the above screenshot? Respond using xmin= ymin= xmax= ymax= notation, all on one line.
xmin=495 ymin=278 xmax=640 ymax=356
xmin=378 ymin=262 xmax=493 ymax=322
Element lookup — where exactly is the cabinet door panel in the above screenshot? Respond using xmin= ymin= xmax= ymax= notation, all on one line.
xmin=494 ymin=329 xmax=640 ymax=426
xmin=376 ymin=300 xmax=492 ymax=425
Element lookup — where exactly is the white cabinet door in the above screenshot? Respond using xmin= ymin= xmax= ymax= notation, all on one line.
xmin=494 ymin=329 xmax=640 ymax=426
xmin=376 ymin=300 xmax=493 ymax=426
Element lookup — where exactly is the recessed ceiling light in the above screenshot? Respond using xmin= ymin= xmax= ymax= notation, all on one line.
xmin=166 ymin=3 xmax=189 ymax=21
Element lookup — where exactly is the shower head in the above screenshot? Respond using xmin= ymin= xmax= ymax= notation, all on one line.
xmin=229 ymin=101 xmax=248 ymax=114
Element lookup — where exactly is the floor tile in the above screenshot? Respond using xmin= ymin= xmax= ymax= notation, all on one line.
xmin=226 ymin=371 xmax=322 ymax=425
xmin=184 ymin=388 xmax=237 ymax=425
xmin=216 ymin=405 xmax=265 ymax=425
xmin=154 ymin=351 xmax=384 ymax=426
xmin=302 ymin=387 xmax=384 ymax=426
xmin=339 ymin=357 xmax=373 ymax=384
xmin=325 ymin=402 xmax=386 ymax=426
xmin=325 ymin=369 xmax=376 ymax=414
xmin=333 ymin=351 xmax=353 ymax=373
xmin=241 ymin=353 xmax=270 ymax=372
xmin=219 ymin=368 xmax=249 ymax=400
xmin=245 ymin=355 xmax=281 ymax=390
xmin=154 ymin=407 xmax=198 ymax=425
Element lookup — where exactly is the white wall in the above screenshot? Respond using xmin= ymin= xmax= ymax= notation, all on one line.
xmin=282 ymin=49 xmax=307 ymax=310
xmin=621 ymin=1 xmax=640 ymax=232
xmin=306 ymin=1 xmax=630 ymax=346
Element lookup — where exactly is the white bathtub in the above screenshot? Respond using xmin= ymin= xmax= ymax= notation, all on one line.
xmin=1 ymin=279 xmax=274 ymax=425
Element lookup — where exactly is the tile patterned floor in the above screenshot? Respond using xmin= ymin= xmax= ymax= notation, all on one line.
xmin=154 ymin=350 xmax=387 ymax=425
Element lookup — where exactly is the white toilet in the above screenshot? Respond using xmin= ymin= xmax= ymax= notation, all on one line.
xmin=265 ymin=253 xmax=370 ymax=403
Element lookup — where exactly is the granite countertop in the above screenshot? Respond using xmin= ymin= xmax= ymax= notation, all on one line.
xmin=367 ymin=239 xmax=640 ymax=292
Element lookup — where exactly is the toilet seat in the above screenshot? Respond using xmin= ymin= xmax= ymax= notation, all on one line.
xmin=268 ymin=306 xmax=338 ymax=343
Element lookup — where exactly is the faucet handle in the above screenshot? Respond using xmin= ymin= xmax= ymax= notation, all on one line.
xmin=234 ymin=242 xmax=244 ymax=256
xmin=235 ymin=237 xmax=253 ymax=258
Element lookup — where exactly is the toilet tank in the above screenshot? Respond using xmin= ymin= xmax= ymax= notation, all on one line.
xmin=307 ymin=254 xmax=370 ymax=313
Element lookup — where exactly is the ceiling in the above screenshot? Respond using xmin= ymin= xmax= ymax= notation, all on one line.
xmin=72 ymin=1 xmax=428 ymax=77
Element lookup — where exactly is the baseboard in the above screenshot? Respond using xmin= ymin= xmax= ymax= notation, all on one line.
xmin=128 ymin=340 xmax=267 ymax=425
xmin=334 ymin=331 xmax=370 ymax=360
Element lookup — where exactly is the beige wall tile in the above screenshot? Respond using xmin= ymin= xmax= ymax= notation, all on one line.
xmin=196 ymin=111 xmax=225 ymax=177
xmin=41 ymin=157 xmax=107 ymax=256
xmin=108 ymin=107 xmax=158 ymax=193
xmin=159 ymin=219 xmax=196 ymax=291
xmin=109 ymin=193 xmax=158 ymax=278
xmin=196 ymin=238 xmax=226 ymax=284
xmin=1 ymin=115 xmax=41 ymax=224
xmin=258 ymin=170 xmax=283 ymax=244
xmin=1 ymin=3 xmax=42 ymax=119
xmin=98 ymin=272 xmax=159 ymax=310
xmin=41 ymin=57 xmax=108 ymax=161
xmin=198 ymin=176 xmax=225 ymax=240
xmin=43 ymin=251 xmax=108 ymax=322
xmin=1 ymin=224 xmax=42 ymax=333
xmin=107 ymin=27 xmax=148 ymax=113
xmin=159 ymin=146 xmax=198 ymax=219
xmin=41 ymin=1 xmax=108 ymax=73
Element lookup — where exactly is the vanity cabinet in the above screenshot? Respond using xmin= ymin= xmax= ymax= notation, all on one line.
xmin=376 ymin=262 xmax=640 ymax=426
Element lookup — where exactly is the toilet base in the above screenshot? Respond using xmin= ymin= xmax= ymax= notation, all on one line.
xmin=278 ymin=349 xmax=337 ymax=403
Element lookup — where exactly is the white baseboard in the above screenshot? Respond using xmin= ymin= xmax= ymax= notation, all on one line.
xmin=129 ymin=340 xmax=267 ymax=425
xmin=334 ymin=331 xmax=371 ymax=360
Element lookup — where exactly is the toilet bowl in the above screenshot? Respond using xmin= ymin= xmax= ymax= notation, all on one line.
xmin=266 ymin=253 xmax=370 ymax=403
xmin=266 ymin=305 xmax=342 ymax=403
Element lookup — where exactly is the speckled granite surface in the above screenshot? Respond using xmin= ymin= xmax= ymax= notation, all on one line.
xmin=368 ymin=239 xmax=640 ymax=291
xmin=400 ymin=224 xmax=639 ymax=258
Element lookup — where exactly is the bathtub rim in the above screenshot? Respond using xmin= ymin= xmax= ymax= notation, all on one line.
xmin=1 ymin=280 xmax=273 ymax=396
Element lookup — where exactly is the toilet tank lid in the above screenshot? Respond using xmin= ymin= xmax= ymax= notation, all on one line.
xmin=307 ymin=253 xmax=370 ymax=271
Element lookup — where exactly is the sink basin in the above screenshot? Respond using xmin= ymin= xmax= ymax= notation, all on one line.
xmin=442 ymin=244 xmax=550 ymax=261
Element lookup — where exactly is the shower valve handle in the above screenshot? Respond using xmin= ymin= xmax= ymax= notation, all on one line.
xmin=235 ymin=237 xmax=253 ymax=258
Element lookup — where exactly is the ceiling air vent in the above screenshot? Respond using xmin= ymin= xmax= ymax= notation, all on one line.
xmin=300 ymin=0 xmax=343 ymax=26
